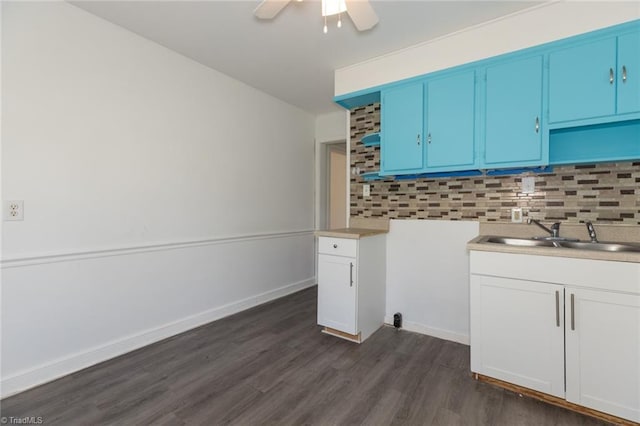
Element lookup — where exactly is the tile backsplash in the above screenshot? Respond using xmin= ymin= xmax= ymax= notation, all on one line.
xmin=350 ymin=103 xmax=640 ymax=224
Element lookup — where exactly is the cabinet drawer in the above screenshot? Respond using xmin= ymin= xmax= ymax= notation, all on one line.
xmin=318 ymin=237 xmax=357 ymax=257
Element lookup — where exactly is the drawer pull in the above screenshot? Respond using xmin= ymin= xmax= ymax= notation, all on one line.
xmin=535 ymin=117 xmax=539 ymax=134
xmin=333 ymin=244 xmax=338 ymax=248
xmin=609 ymin=68 xmax=614 ymax=84
xmin=622 ymin=65 xmax=627 ymax=83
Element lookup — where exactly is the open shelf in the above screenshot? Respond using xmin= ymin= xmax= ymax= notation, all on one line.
xmin=360 ymin=132 xmax=380 ymax=147
xmin=361 ymin=171 xmax=383 ymax=181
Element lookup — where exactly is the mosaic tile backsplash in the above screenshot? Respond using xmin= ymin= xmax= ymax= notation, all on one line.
xmin=350 ymin=103 xmax=640 ymax=224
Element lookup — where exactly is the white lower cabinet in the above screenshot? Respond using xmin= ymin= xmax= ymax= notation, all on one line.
xmin=470 ymin=276 xmax=565 ymax=397
xmin=317 ymin=254 xmax=357 ymax=334
xmin=470 ymin=250 xmax=640 ymax=422
xmin=317 ymin=235 xmax=386 ymax=343
xmin=565 ymin=288 xmax=640 ymax=422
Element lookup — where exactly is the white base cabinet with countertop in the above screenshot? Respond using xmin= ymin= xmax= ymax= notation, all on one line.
xmin=470 ymin=250 xmax=640 ymax=422
xmin=317 ymin=234 xmax=386 ymax=343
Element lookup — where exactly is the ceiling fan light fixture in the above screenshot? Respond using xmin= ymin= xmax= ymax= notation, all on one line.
xmin=255 ymin=0 xmax=378 ymax=33
xmin=322 ymin=0 xmax=347 ymax=17
xmin=322 ymin=0 xmax=346 ymax=33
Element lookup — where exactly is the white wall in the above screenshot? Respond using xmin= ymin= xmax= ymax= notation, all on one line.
xmin=336 ymin=1 xmax=640 ymax=95
xmin=315 ymin=110 xmax=348 ymax=144
xmin=1 ymin=1 xmax=315 ymax=397
xmin=385 ymin=220 xmax=479 ymax=345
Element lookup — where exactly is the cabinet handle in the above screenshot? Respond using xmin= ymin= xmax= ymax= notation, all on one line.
xmin=333 ymin=244 xmax=338 ymax=249
xmin=417 ymin=134 xmax=421 ymax=146
xmin=622 ymin=65 xmax=627 ymax=83
xmin=535 ymin=117 xmax=540 ymax=134
xmin=570 ymin=293 xmax=575 ymax=331
xmin=349 ymin=262 xmax=353 ymax=287
xmin=555 ymin=290 xmax=560 ymax=327
xmin=609 ymin=68 xmax=614 ymax=84
xmin=427 ymin=133 xmax=432 ymax=144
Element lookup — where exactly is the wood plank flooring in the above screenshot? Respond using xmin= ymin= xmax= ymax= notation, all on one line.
xmin=1 ymin=286 xmax=610 ymax=425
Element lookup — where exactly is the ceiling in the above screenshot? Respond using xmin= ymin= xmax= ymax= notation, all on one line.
xmin=71 ymin=0 xmax=542 ymax=115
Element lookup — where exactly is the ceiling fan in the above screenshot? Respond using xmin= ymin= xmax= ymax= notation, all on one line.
xmin=254 ymin=0 xmax=379 ymax=33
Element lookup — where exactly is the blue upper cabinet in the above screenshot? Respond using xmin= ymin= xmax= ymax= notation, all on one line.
xmin=549 ymin=29 xmax=640 ymax=124
xmin=380 ymin=82 xmax=424 ymax=175
xmin=617 ymin=31 xmax=640 ymax=115
xmin=483 ymin=55 xmax=544 ymax=167
xmin=337 ymin=20 xmax=640 ymax=175
xmin=425 ymin=71 xmax=477 ymax=171
xmin=549 ymin=38 xmax=617 ymax=123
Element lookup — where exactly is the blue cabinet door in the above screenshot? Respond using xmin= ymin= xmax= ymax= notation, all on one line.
xmin=484 ymin=56 xmax=543 ymax=166
xmin=549 ymin=38 xmax=617 ymax=123
xmin=426 ymin=71 xmax=476 ymax=170
xmin=617 ymin=31 xmax=640 ymax=115
xmin=380 ymin=83 xmax=424 ymax=175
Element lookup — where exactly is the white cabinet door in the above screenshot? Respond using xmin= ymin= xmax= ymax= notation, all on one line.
xmin=470 ymin=275 xmax=565 ymax=397
xmin=317 ymin=254 xmax=357 ymax=334
xmin=565 ymin=288 xmax=640 ymax=422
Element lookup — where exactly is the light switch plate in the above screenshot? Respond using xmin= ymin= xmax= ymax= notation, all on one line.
xmin=363 ymin=184 xmax=371 ymax=197
xmin=521 ymin=176 xmax=535 ymax=194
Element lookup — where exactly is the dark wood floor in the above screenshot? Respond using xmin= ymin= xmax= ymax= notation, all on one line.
xmin=2 ymin=286 xmax=608 ymax=425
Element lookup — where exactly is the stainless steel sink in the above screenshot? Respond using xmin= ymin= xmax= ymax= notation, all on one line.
xmin=478 ymin=235 xmax=640 ymax=253
xmin=481 ymin=236 xmax=557 ymax=247
xmin=556 ymin=241 xmax=640 ymax=253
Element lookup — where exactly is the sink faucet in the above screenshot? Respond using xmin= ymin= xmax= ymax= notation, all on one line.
xmin=528 ymin=218 xmax=561 ymax=238
xmin=585 ymin=221 xmax=598 ymax=243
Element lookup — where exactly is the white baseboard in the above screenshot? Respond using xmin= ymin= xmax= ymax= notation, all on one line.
xmin=384 ymin=315 xmax=470 ymax=345
xmin=1 ymin=277 xmax=316 ymax=398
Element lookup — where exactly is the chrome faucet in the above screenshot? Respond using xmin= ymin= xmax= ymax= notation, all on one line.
xmin=585 ymin=221 xmax=598 ymax=243
xmin=528 ymin=218 xmax=561 ymax=238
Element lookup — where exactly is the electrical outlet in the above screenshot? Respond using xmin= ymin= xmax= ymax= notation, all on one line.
xmin=363 ymin=184 xmax=371 ymax=197
xmin=5 ymin=200 xmax=24 ymax=221
xmin=511 ymin=208 xmax=523 ymax=223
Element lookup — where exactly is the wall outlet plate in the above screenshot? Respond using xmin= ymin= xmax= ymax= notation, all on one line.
xmin=5 ymin=200 xmax=24 ymax=221
xmin=363 ymin=184 xmax=371 ymax=197
xmin=511 ymin=208 xmax=523 ymax=223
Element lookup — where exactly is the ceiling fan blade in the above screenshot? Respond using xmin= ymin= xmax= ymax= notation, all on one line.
xmin=345 ymin=0 xmax=378 ymax=31
xmin=254 ymin=0 xmax=292 ymax=20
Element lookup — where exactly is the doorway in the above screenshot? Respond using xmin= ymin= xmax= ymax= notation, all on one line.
xmin=328 ymin=144 xmax=347 ymax=229
xmin=316 ymin=141 xmax=348 ymax=231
